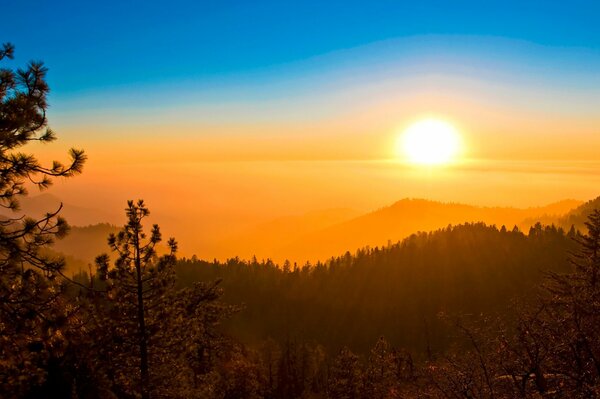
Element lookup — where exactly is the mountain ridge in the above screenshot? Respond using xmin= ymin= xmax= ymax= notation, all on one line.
xmin=28 ymin=194 xmax=595 ymax=268
xmin=276 ymin=197 xmax=583 ymax=263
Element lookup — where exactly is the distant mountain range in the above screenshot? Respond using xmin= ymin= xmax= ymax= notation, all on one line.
xmin=13 ymin=193 xmax=600 ymax=271
xmin=213 ymin=207 xmax=360 ymax=261
xmin=1 ymin=193 xmax=120 ymax=226
xmin=52 ymin=223 xmax=120 ymax=271
xmin=0 ymin=194 xmax=120 ymax=274
xmin=267 ymin=198 xmax=585 ymax=263
xmin=212 ymin=197 xmax=593 ymax=263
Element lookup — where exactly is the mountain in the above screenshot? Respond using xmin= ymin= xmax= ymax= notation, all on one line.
xmin=517 ymin=196 xmax=600 ymax=232
xmin=556 ymin=196 xmax=600 ymax=230
xmin=54 ymin=221 xmax=183 ymax=274
xmin=21 ymin=193 xmax=587 ymax=267
xmin=215 ymin=207 xmax=360 ymax=260
xmin=2 ymin=193 xmax=119 ymax=226
xmin=52 ymin=223 xmax=120 ymax=270
xmin=276 ymin=198 xmax=583 ymax=263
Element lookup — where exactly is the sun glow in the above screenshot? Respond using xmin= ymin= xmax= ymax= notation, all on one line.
xmin=397 ymin=119 xmax=462 ymax=165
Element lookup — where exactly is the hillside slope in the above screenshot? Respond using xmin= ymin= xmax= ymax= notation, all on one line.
xmin=278 ymin=198 xmax=582 ymax=262
xmin=1 ymin=193 xmax=119 ymax=226
xmin=177 ymin=222 xmax=577 ymax=354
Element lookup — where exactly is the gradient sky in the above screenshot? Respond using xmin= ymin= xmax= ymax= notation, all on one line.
xmin=4 ymin=1 xmax=598 ymax=161
xmin=4 ymin=1 xmax=600 ymax=257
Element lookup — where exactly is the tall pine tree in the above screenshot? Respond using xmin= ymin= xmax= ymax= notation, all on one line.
xmin=92 ymin=200 xmax=231 ymax=398
xmin=0 ymin=43 xmax=85 ymax=397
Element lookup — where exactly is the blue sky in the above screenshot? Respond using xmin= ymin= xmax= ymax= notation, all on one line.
xmin=4 ymin=0 xmax=600 ymax=94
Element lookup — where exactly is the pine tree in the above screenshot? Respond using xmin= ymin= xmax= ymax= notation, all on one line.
xmin=573 ymin=209 xmax=600 ymax=287
xmin=545 ymin=208 xmax=600 ymax=394
xmin=364 ymin=337 xmax=399 ymax=398
xmin=93 ymin=200 xmax=178 ymax=398
xmin=328 ymin=347 xmax=363 ymax=399
xmin=92 ymin=200 xmax=231 ymax=398
xmin=0 ymin=43 xmax=85 ymax=396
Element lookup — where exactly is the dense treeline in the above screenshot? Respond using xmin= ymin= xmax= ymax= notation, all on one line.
xmin=177 ymin=222 xmax=576 ymax=355
xmin=171 ymin=213 xmax=600 ymax=398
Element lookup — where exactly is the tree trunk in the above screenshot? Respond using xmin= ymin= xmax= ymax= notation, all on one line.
xmin=134 ymin=230 xmax=150 ymax=399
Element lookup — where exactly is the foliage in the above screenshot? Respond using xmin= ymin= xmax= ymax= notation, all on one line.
xmin=329 ymin=347 xmax=363 ymax=399
xmin=88 ymin=200 xmax=233 ymax=398
xmin=0 ymin=43 xmax=85 ymax=397
xmin=426 ymin=210 xmax=600 ymax=398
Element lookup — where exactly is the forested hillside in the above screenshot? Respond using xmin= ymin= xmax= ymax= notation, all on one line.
xmin=557 ymin=196 xmax=600 ymax=230
xmin=176 ymin=222 xmax=577 ymax=355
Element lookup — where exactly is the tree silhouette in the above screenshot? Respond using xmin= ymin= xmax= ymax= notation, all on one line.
xmin=0 ymin=42 xmax=85 ymax=271
xmin=0 ymin=43 xmax=85 ymax=396
xmin=544 ymin=208 xmax=600 ymax=394
xmin=93 ymin=200 xmax=233 ymax=398
xmin=364 ymin=337 xmax=401 ymax=398
xmin=94 ymin=200 xmax=177 ymax=399
xmin=328 ymin=347 xmax=363 ymax=399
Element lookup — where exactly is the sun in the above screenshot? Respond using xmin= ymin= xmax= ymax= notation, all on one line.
xmin=397 ymin=119 xmax=462 ymax=165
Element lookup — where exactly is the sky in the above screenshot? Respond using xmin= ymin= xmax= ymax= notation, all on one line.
xmin=3 ymin=1 xmax=600 ymax=258
xmin=4 ymin=0 xmax=598 ymax=161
